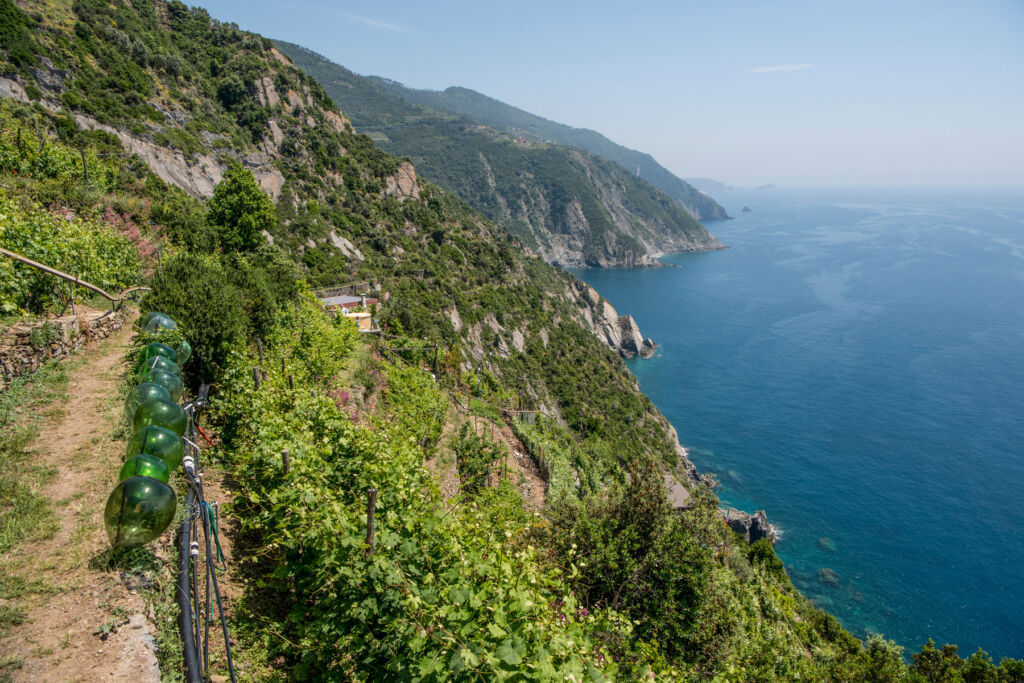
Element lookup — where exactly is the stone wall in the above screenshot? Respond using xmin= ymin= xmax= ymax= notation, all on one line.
xmin=0 ymin=310 xmax=128 ymax=391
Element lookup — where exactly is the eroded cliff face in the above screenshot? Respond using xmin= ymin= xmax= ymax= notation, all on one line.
xmin=567 ymin=281 xmax=657 ymax=359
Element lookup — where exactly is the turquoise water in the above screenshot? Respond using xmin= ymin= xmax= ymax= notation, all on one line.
xmin=570 ymin=188 xmax=1024 ymax=659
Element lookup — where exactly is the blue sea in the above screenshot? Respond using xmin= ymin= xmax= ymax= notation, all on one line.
xmin=571 ymin=188 xmax=1024 ymax=660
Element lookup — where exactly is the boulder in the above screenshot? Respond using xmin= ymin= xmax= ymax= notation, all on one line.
xmin=723 ymin=508 xmax=778 ymax=544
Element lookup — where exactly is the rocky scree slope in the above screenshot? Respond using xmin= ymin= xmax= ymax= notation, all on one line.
xmin=276 ymin=42 xmax=723 ymax=268
xmin=0 ymin=0 xmax=694 ymax=478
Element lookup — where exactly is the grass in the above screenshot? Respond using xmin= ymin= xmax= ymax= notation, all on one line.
xmin=0 ymin=604 xmax=27 ymax=639
xmin=0 ymin=357 xmax=82 ymax=554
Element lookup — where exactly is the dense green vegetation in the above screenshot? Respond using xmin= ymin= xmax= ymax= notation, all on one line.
xmin=0 ymin=104 xmax=141 ymax=312
xmin=358 ymin=81 xmax=730 ymax=223
xmin=2 ymin=1 xmax=1023 ymax=680
xmin=277 ymin=42 xmax=721 ymax=267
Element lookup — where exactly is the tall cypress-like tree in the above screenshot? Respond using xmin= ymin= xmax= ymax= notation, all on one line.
xmin=205 ymin=163 xmax=276 ymax=252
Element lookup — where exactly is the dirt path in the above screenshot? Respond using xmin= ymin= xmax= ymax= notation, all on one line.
xmin=0 ymin=322 xmax=162 ymax=682
xmin=424 ymin=403 xmax=462 ymax=501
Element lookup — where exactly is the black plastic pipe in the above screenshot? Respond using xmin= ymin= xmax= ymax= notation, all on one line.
xmin=177 ymin=486 xmax=201 ymax=683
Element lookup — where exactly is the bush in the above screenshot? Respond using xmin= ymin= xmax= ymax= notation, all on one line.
xmin=452 ymin=422 xmax=504 ymax=494
xmin=150 ymin=191 xmax=219 ymax=252
xmin=542 ymin=460 xmax=717 ymax=665
xmin=747 ymin=537 xmax=787 ymax=583
xmin=143 ymin=253 xmax=246 ymax=386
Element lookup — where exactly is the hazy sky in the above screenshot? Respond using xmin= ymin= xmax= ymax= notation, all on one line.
xmin=198 ymin=0 xmax=1023 ymax=187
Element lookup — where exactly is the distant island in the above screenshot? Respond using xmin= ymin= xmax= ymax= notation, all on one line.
xmin=742 ymin=206 xmax=752 ymax=213
xmin=756 ymin=183 xmax=777 ymax=191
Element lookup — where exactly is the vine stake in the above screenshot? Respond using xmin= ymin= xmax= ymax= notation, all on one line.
xmin=365 ymin=489 xmax=377 ymax=557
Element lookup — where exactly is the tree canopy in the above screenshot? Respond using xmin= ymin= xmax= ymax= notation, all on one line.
xmin=205 ymin=163 xmax=275 ymax=252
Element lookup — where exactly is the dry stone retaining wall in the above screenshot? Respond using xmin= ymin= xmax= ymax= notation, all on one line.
xmin=0 ymin=310 xmax=128 ymax=391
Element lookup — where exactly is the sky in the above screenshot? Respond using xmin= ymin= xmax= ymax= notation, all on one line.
xmin=197 ymin=0 xmax=1024 ymax=188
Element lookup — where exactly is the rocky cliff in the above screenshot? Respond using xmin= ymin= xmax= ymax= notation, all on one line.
xmin=567 ymin=280 xmax=657 ymax=359
xmin=724 ymin=508 xmax=778 ymax=544
xmin=481 ymin=147 xmax=724 ymax=269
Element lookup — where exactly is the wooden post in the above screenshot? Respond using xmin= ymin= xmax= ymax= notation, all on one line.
xmin=256 ymin=338 xmax=264 ymax=365
xmin=67 ymin=281 xmax=76 ymax=317
xmin=281 ymin=449 xmax=290 ymax=474
xmin=364 ymin=489 xmax=377 ymax=556
xmin=80 ymin=149 xmax=88 ymax=183
xmin=288 ymin=374 xmax=294 ymax=391
xmin=252 ymin=367 xmax=261 ymax=390
xmin=280 ymin=356 xmax=286 ymax=374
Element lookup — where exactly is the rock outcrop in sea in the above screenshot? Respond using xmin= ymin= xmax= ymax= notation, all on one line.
xmin=572 ymin=281 xmax=657 ymax=359
xmin=723 ymin=508 xmax=778 ymax=544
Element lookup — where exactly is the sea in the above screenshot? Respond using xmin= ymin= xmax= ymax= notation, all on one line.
xmin=570 ymin=187 xmax=1024 ymax=660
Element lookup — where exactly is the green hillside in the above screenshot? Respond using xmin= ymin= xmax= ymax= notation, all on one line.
xmin=2 ymin=1 xmax=1021 ymax=680
xmin=363 ymin=81 xmax=731 ymax=223
xmin=276 ymin=41 xmax=723 ymax=268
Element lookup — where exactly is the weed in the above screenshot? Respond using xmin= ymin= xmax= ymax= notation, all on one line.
xmin=0 ymin=575 xmax=56 ymax=599
xmin=0 ymin=604 xmax=28 ymax=638
xmin=0 ymin=358 xmax=73 ymax=552
xmin=28 ymin=321 xmax=61 ymax=351
xmin=93 ymin=616 xmax=127 ymax=640
xmin=0 ymin=654 xmax=23 ymax=673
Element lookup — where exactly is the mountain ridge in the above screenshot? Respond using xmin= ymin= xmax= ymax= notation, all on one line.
xmin=367 ymin=78 xmax=732 ymax=223
xmin=275 ymin=41 xmax=724 ymax=268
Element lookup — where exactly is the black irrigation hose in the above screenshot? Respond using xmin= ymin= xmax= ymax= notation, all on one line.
xmin=177 ymin=485 xmax=201 ymax=683
xmin=176 ymin=385 xmax=237 ymax=683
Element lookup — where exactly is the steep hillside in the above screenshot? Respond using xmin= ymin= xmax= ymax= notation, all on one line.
xmin=5 ymin=2 xmax=1020 ymax=680
xmin=0 ymin=0 xmax=687 ymax=455
xmin=362 ymin=78 xmax=732 ymax=223
xmin=276 ymin=42 xmax=723 ymax=267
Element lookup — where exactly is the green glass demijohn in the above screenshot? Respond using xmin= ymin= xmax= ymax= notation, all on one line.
xmin=139 ymin=369 xmax=183 ymax=402
xmin=104 ymin=476 xmax=176 ymax=549
xmin=137 ymin=311 xmax=161 ymax=329
xmin=139 ymin=342 xmax=177 ymax=364
xmin=175 ymin=339 xmax=192 ymax=366
xmin=119 ymin=454 xmax=170 ymax=484
xmin=135 ymin=354 xmax=180 ymax=378
xmin=127 ymin=425 xmax=184 ymax=470
xmin=124 ymin=382 xmax=172 ymax=423
xmin=143 ymin=313 xmax=177 ymax=333
xmin=132 ymin=397 xmax=187 ymax=436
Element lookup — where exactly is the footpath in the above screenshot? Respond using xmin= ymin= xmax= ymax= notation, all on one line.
xmin=0 ymin=322 xmax=161 ymax=682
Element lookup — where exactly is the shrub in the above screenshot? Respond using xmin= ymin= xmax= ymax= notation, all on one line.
xmin=542 ymin=460 xmax=717 ymax=665
xmin=452 ymin=422 xmax=505 ymax=494
xmin=747 ymin=537 xmax=787 ymax=583
xmin=143 ymin=253 xmax=246 ymax=386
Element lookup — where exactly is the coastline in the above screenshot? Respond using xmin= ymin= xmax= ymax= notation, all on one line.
xmin=573 ymin=188 xmax=1024 ymax=658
